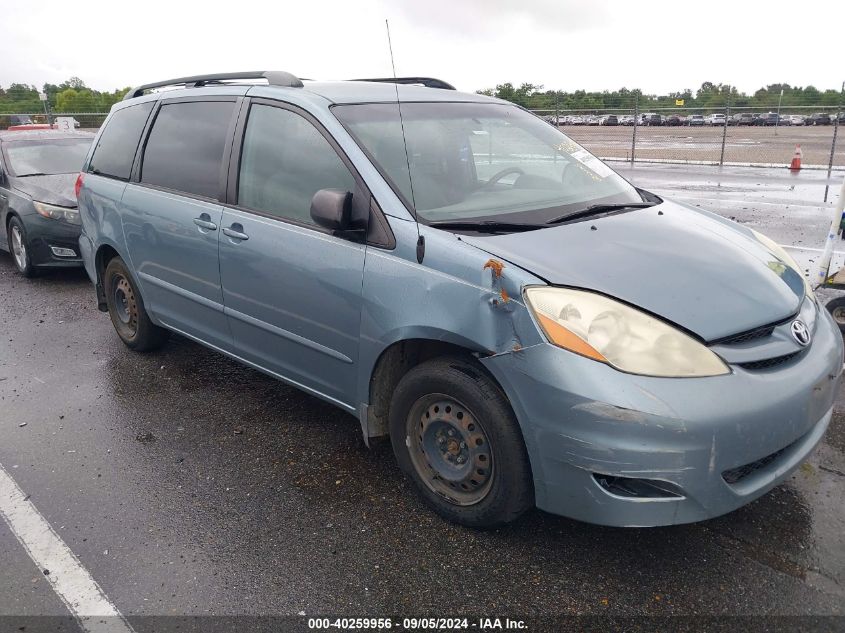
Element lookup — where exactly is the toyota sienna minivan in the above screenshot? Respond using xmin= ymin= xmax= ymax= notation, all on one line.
xmin=77 ymin=71 xmax=842 ymax=528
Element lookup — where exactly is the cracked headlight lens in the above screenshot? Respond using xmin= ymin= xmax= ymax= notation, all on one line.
xmin=33 ymin=201 xmax=80 ymax=225
xmin=524 ymin=287 xmax=729 ymax=378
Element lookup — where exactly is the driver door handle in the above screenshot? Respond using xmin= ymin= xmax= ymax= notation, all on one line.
xmin=223 ymin=225 xmax=249 ymax=241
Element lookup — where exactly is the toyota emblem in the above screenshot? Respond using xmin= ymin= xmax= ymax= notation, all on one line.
xmin=791 ymin=320 xmax=811 ymax=347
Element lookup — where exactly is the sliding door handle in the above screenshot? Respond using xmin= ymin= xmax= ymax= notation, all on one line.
xmin=193 ymin=216 xmax=218 ymax=230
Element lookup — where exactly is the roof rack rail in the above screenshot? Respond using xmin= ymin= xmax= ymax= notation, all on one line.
xmin=123 ymin=71 xmax=303 ymax=100
xmin=351 ymin=77 xmax=456 ymax=90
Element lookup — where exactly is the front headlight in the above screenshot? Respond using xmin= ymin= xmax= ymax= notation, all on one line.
xmin=524 ymin=287 xmax=729 ymax=378
xmin=33 ymin=201 xmax=80 ymax=225
xmin=751 ymin=229 xmax=813 ymax=298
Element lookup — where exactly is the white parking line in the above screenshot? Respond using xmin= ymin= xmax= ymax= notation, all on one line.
xmin=0 ymin=462 xmax=134 ymax=633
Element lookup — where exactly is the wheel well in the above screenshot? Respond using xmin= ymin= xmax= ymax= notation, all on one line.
xmin=94 ymin=245 xmax=120 ymax=311
xmin=367 ymin=339 xmax=496 ymax=438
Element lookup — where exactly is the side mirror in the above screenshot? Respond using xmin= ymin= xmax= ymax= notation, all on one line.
xmin=310 ymin=189 xmax=352 ymax=231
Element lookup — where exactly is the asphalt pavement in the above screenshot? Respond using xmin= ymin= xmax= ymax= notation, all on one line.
xmin=1 ymin=164 xmax=844 ymax=631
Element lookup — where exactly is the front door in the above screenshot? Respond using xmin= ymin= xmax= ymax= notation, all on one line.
xmin=219 ymin=101 xmax=368 ymax=409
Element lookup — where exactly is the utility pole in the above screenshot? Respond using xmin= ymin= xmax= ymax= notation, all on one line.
xmin=775 ymin=88 xmax=784 ymax=135
xmin=719 ymin=85 xmax=731 ymax=166
xmin=631 ymin=91 xmax=639 ymax=164
xmin=824 ymin=80 xmax=844 ymax=203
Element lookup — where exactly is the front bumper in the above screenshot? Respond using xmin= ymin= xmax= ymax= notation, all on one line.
xmin=21 ymin=213 xmax=83 ymax=268
xmin=481 ymin=307 xmax=843 ymax=527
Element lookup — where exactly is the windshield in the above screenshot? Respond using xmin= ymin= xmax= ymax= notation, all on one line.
xmin=4 ymin=138 xmax=91 ymax=176
xmin=333 ymin=102 xmax=641 ymax=223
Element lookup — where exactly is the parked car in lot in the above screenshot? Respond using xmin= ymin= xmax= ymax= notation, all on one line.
xmin=688 ymin=114 xmax=705 ymax=126
xmin=708 ymin=113 xmax=726 ymax=126
xmin=732 ymin=113 xmax=754 ymax=126
xmin=77 ymin=71 xmax=842 ymax=528
xmin=807 ymin=113 xmax=832 ymax=126
xmin=586 ymin=115 xmax=600 ymax=125
xmin=568 ymin=115 xmax=585 ymax=126
xmin=754 ymin=112 xmax=781 ymax=126
xmin=788 ymin=115 xmax=806 ymax=126
xmin=640 ymin=113 xmax=662 ymax=126
xmin=619 ymin=115 xmax=634 ymax=126
xmin=664 ymin=115 xmax=682 ymax=126
xmin=0 ymin=130 xmax=94 ymax=276
xmin=598 ymin=114 xmax=618 ymax=126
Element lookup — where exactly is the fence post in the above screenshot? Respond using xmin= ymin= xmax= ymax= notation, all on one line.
xmin=719 ymin=86 xmax=731 ymax=166
xmin=555 ymin=91 xmax=560 ymax=127
xmin=824 ymin=81 xmax=844 ymax=203
xmin=631 ymin=92 xmax=638 ymax=164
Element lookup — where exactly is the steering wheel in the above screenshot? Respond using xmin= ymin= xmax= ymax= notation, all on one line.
xmin=481 ymin=167 xmax=524 ymax=189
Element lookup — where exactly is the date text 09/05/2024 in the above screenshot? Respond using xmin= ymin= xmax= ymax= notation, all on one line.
xmin=307 ymin=617 xmax=528 ymax=630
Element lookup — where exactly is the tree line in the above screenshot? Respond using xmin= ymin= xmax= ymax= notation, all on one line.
xmin=1 ymin=77 xmax=842 ymax=114
xmin=477 ymin=82 xmax=845 ymax=112
xmin=0 ymin=77 xmax=129 ymax=114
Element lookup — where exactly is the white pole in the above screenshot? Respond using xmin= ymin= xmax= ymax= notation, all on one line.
xmin=815 ymin=173 xmax=845 ymax=287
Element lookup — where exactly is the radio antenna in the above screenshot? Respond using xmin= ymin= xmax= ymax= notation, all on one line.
xmin=385 ymin=19 xmax=424 ymax=263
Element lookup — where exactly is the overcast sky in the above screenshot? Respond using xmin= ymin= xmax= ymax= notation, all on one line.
xmin=2 ymin=0 xmax=842 ymax=95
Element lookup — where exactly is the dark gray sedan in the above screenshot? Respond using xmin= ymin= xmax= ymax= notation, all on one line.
xmin=0 ymin=130 xmax=94 ymax=276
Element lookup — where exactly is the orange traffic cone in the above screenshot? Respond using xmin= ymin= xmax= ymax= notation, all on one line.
xmin=789 ymin=145 xmax=802 ymax=171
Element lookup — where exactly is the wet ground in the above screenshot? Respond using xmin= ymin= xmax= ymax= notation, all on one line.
xmin=1 ymin=164 xmax=845 ymax=630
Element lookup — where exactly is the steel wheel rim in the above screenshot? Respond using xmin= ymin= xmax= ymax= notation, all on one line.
xmin=10 ymin=226 xmax=26 ymax=270
xmin=112 ymin=275 xmax=139 ymax=334
xmin=832 ymin=306 xmax=845 ymax=325
xmin=406 ymin=394 xmax=494 ymax=506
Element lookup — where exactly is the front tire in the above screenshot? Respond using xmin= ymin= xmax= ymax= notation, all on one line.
xmin=7 ymin=217 xmax=36 ymax=278
xmin=389 ymin=356 xmax=533 ymax=528
xmin=103 ymin=257 xmax=169 ymax=351
xmin=826 ymin=297 xmax=845 ymax=336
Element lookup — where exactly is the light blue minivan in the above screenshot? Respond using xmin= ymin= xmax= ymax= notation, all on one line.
xmin=77 ymin=71 xmax=842 ymax=528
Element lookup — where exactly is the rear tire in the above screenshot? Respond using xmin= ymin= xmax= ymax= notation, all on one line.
xmin=103 ymin=257 xmax=169 ymax=351
xmin=389 ymin=356 xmax=533 ymax=528
xmin=7 ymin=217 xmax=36 ymax=278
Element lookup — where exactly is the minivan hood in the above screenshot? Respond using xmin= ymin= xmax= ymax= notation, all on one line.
xmin=11 ymin=173 xmax=77 ymax=207
xmin=460 ymin=200 xmax=804 ymax=342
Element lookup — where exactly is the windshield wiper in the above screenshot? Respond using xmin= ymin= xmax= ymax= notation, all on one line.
xmin=429 ymin=220 xmax=544 ymax=234
xmin=547 ymin=202 xmax=656 ymax=225
xmin=17 ymin=172 xmax=49 ymax=177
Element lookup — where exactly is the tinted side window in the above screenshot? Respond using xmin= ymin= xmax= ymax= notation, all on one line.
xmin=88 ymin=102 xmax=154 ymax=180
xmin=141 ymin=101 xmax=235 ymax=199
xmin=238 ymin=104 xmax=355 ymax=224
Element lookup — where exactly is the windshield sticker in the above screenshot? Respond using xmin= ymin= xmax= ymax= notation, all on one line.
xmin=569 ymin=149 xmax=614 ymax=179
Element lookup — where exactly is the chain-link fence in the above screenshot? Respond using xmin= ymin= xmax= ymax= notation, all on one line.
xmin=0 ymin=112 xmax=108 ymax=131
xmin=530 ymin=105 xmax=844 ymax=170
xmin=3 ymin=106 xmax=843 ymax=172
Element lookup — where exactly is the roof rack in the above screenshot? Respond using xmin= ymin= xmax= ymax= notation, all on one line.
xmin=123 ymin=71 xmax=303 ymax=100
xmin=351 ymin=77 xmax=456 ymax=90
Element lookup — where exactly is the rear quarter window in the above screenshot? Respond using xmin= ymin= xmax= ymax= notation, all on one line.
xmin=88 ymin=102 xmax=154 ymax=180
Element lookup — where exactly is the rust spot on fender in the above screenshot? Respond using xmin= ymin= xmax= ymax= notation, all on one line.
xmin=483 ymin=259 xmax=505 ymax=278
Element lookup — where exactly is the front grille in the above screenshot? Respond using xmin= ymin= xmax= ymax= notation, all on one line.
xmin=738 ymin=351 xmax=801 ymax=370
xmin=710 ymin=314 xmax=795 ymax=346
xmin=722 ymin=446 xmax=790 ymax=484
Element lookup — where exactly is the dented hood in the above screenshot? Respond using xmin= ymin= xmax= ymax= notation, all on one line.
xmin=460 ymin=200 xmax=804 ymax=342
xmin=11 ymin=174 xmax=78 ymax=207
